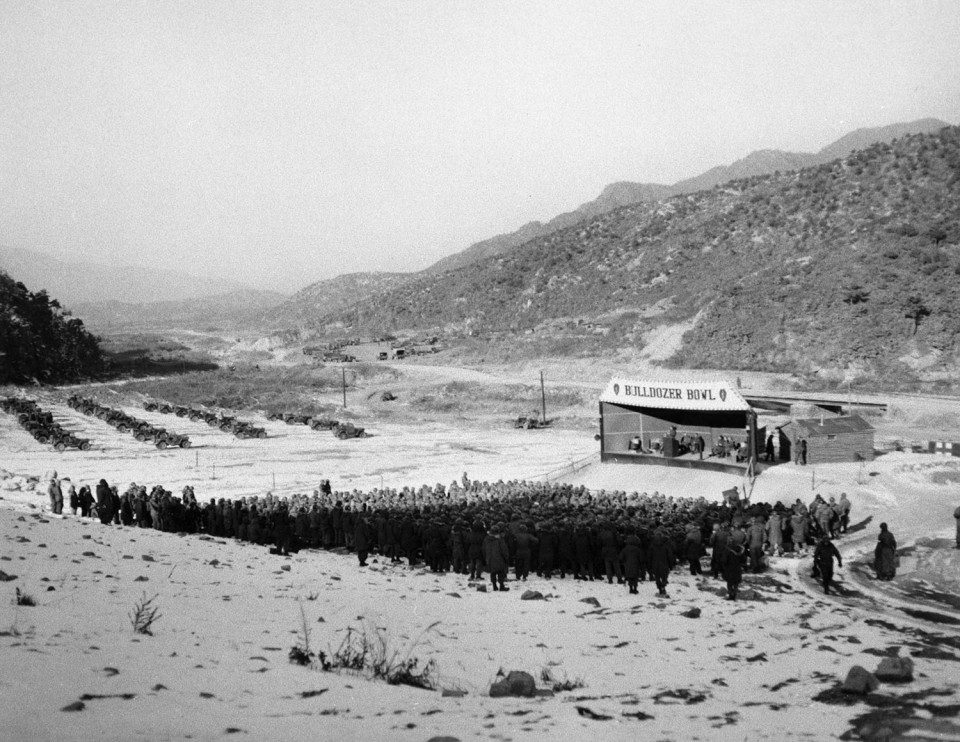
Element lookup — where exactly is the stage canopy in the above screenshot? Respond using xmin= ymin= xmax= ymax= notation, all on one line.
xmin=599 ymin=377 xmax=752 ymax=412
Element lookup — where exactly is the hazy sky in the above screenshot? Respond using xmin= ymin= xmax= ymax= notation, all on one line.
xmin=2 ymin=1 xmax=959 ymax=291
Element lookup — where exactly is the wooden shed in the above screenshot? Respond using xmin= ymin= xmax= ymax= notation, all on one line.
xmin=781 ymin=415 xmax=875 ymax=464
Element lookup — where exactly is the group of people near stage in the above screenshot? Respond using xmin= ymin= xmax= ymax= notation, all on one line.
xmin=39 ymin=469 xmax=912 ymax=601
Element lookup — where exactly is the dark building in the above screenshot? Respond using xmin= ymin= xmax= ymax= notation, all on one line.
xmin=779 ymin=415 xmax=875 ymax=464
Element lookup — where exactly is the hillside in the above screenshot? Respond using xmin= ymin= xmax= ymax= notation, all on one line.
xmin=0 ymin=271 xmax=103 ymax=384
xmin=323 ymin=127 xmax=960 ymax=383
xmin=264 ymin=271 xmax=409 ymax=328
xmin=426 ymin=117 xmax=951 ymax=274
xmin=0 ymin=247 xmax=252 ymax=305
xmin=427 ymin=182 xmax=671 ymax=274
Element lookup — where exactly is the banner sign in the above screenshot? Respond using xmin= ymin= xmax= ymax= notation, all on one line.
xmin=600 ymin=377 xmax=752 ymax=412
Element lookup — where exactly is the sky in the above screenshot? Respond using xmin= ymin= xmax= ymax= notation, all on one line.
xmin=1 ymin=1 xmax=959 ymax=292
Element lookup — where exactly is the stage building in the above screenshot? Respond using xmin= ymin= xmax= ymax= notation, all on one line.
xmin=598 ymin=377 xmax=765 ymax=475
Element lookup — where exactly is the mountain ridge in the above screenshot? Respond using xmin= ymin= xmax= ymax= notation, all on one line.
xmin=270 ymin=118 xmax=951 ymax=326
xmin=425 ymin=117 xmax=951 ymax=274
xmin=313 ymin=126 xmax=960 ymax=381
xmin=0 ymin=247 xmax=261 ymax=305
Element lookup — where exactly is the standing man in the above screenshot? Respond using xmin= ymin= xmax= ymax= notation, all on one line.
xmin=765 ymin=433 xmax=775 ymax=462
xmin=722 ymin=541 xmax=745 ymax=600
xmin=620 ymin=534 xmax=643 ymax=595
xmin=873 ymin=523 xmax=898 ymax=580
xmin=483 ymin=523 xmax=510 ymax=591
xmin=839 ymin=493 xmax=852 ymax=534
xmin=746 ymin=517 xmax=766 ymax=573
xmin=709 ymin=522 xmax=728 ymax=579
xmin=648 ymin=525 xmax=674 ymax=598
xmin=47 ymin=472 xmax=63 ymax=515
xmin=953 ymin=504 xmax=960 ymax=549
xmin=766 ymin=509 xmax=784 ymax=557
xmin=684 ymin=521 xmax=703 ymax=576
xmin=354 ymin=510 xmax=370 ymax=567
xmin=813 ymin=535 xmax=843 ymax=595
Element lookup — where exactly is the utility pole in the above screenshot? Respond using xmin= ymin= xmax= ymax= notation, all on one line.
xmin=540 ymin=370 xmax=547 ymax=423
xmin=342 ymin=367 xmax=347 ymax=408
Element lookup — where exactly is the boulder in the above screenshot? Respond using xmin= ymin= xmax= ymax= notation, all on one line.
xmin=520 ymin=590 xmax=545 ymax=601
xmin=842 ymin=665 xmax=880 ymax=694
xmin=681 ymin=607 xmax=701 ymax=619
xmin=875 ymin=656 xmax=914 ymax=682
xmin=489 ymin=670 xmax=537 ymax=698
xmin=580 ymin=597 xmax=601 ymax=608
xmin=476 ymin=585 xmax=487 ymax=593
xmin=441 ymin=688 xmax=467 ymax=698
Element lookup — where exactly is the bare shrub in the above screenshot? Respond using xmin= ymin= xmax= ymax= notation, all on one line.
xmin=14 ymin=588 xmax=35 ymax=607
xmin=289 ymin=613 xmax=439 ymax=690
xmin=541 ymin=666 xmax=586 ymax=692
xmin=129 ymin=593 xmax=161 ymax=635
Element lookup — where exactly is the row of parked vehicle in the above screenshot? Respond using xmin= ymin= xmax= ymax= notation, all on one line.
xmin=67 ymin=396 xmax=191 ymax=449
xmin=265 ymin=410 xmax=368 ymax=439
xmin=1 ymin=397 xmax=92 ymax=451
xmin=142 ymin=401 xmax=267 ymax=439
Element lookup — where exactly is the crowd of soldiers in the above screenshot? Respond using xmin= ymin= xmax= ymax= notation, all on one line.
xmin=45 ymin=471 xmax=860 ymax=600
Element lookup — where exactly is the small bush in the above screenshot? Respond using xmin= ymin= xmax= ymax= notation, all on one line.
xmin=541 ymin=666 xmax=586 ymax=692
xmin=129 ymin=593 xmax=161 ymax=635
xmin=14 ymin=588 xmax=35 ymax=607
xmin=289 ymin=614 xmax=439 ymax=690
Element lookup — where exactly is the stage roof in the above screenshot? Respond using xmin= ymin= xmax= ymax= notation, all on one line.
xmin=600 ymin=377 xmax=752 ymax=412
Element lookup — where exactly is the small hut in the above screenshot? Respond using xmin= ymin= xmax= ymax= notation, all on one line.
xmin=780 ymin=415 xmax=875 ymax=464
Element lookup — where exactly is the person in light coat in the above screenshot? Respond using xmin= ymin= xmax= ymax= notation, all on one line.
xmin=47 ymin=473 xmax=63 ymax=515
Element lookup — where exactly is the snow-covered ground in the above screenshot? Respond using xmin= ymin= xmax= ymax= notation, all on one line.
xmin=2 ymin=393 xmax=960 ymax=740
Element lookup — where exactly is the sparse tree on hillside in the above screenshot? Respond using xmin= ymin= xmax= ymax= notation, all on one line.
xmin=926 ymin=224 xmax=948 ymax=246
xmin=903 ymin=294 xmax=931 ymax=335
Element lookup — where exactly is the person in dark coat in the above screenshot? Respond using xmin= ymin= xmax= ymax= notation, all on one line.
xmin=95 ymin=479 xmax=113 ymax=525
xmin=119 ymin=494 xmax=134 ymax=526
xmin=765 ymin=434 xmax=775 ymax=462
xmin=598 ymin=522 xmax=622 ymax=584
xmin=619 ymin=534 xmax=643 ymax=594
xmin=331 ymin=502 xmax=344 ymax=547
xmin=536 ymin=523 xmax=557 ymax=578
xmin=954 ymin=504 xmax=960 ymax=549
xmin=110 ymin=487 xmax=122 ymax=525
xmin=574 ymin=524 xmax=594 ymax=581
xmin=78 ymin=485 xmax=94 ymax=518
xmin=354 ymin=513 xmax=371 ymax=566
xmin=482 ymin=524 xmax=510 ymax=591
xmin=722 ymin=542 xmax=744 ymax=600
xmin=466 ymin=521 xmax=485 ymax=579
xmin=684 ymin=522 xmax=703 ymax=576
xmin=400 ymin=516 xmax=419 ymax=566
xmin=449 ymin=522 xmax=466 ymax=574
xmin=557 ymin=522 xmax=576 ymax=578
xmin=513 ymin=523 xmax=538 ymax=581
xmin=873 ymin=523 xmax=897 ymax=580
xmin=813 ymin=535 xmax=843 ymax=594
xmin=648 ymin=526 xmax=674 ymax=597
xmin=273 ymin=504 xmax=292 ymax=555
